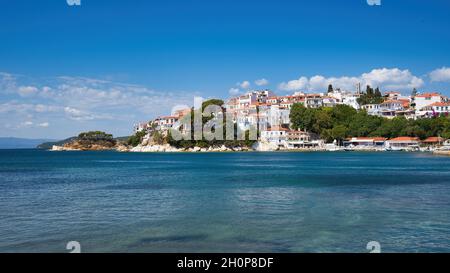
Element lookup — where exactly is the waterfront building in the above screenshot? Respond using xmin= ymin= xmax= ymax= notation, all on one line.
xmin=422 ymin=137 xmax=445 ymax=147
xmin=343 ymin=137 xmax=387 ymax=147
xmin=386 ymin=137 xmax=420 ymax=150
xmin=285 ymin=130 xmax=322 ymax=149
xmin=260 ymin=126 xmax=288 ymax=148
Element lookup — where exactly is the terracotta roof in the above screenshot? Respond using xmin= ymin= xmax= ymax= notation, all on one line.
xmin=416 ymin=92 xmax=441 ymax=98
xmin=266 ymin=126 xmax=288 ymax=131
xmin=158 ymin=115 xmax=178 ymax=120
xmin=287 ymin=130 xmax=307 ymax=134
xmin=422 ymin=137 xmax=445 ymax=143
xmin=389 ymin=137 xmax=419 ymax=142
xmin=397 ymin=99 xmax=411 ymax=108
xmin=429 ymin=102 xmax=450 ymax=107
xmin=381 ymin=100 xmax=402 ymax=104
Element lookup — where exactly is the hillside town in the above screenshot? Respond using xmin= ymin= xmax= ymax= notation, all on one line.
xmin=132 ymin=86 xmax=450 ymax=153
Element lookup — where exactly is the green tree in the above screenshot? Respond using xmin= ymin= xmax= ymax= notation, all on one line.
xmin=127 ymin=130 xmax=147 ymax=147
xmin=327 ymin=84 xmax=333 ymax=93
xmin=331 ymin=125 xmax=348 ymax=146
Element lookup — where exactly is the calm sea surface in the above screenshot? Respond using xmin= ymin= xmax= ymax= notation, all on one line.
xmin=1 ymin=150 xmax=450 ymax=253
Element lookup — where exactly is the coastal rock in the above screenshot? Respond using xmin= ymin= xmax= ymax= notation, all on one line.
xmin=130 ymin=144 xmax=182 ymax=153
xmin=51 ymin=145 xmax=81 ymax=151
xmin=252 ymin=141 xmax=278 ymax=152
xmin=116 ymin=145 xmax=130 ymax=152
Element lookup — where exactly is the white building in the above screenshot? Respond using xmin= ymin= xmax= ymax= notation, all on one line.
xmin=260 ymin=126 xmax=288 ymax=148
xmin=341 ymin=95 xmax=360 ymax=110
xmin=386 ymin=137 xmax=420 ymax=151
xmin=415 ymin=93 xmax=445 ymax=112
xmin=362 ymin=104 xmax=381 ymax=116
xmin=420 ymin=102 xmax=450 ymax=116
xmin=154 ymin=115 xmax=179 ymax=130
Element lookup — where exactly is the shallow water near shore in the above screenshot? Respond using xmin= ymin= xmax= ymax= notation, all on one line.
xmin=1 ymin=149 xmax=450 ymax=252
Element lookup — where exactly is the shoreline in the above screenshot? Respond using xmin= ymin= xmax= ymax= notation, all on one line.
xmin=48 ymin=144 xmax=448 ymax=155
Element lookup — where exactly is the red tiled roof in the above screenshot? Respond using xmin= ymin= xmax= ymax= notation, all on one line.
xmin=381 ymin=100 xmax=402 ymax=104
xmin=389 ymin=137 xmax=419 ymax=142
xmin=429 ymin=102 xmax=450 ymax=107
xmin=416 ymin=92 xmax=441 ymax=98
xmin=422 ymin=137 xmax=445 ymax=143
xmin=267 ymin=126 xmax=288 ymax=131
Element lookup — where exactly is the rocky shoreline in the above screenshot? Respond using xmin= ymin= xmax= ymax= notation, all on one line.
xmin=50 ymin=139 xmax=448 ymax=154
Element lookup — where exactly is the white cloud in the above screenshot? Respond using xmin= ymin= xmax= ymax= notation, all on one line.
xmin=228 ymin=88 xmax=240 ymax=95
xmin=64 ymin=107 xmax=114 ymax=121
xmin=22 ymin=121 xmax=33 ymax=127
xmin=278 ymin=76 xmax=309 ymax=91
xmin=0 ymin=73 xmax=200 ymax=138
xmin=17 ymin=86 xmax=39 ymax=97
xmin=255 ymin=78 xmax=269 ymax=86
xmin=361 ymin=68 xmax=424 ymax=90
xmin=429 ymin=67 xmax=450 ymax=82
xmin=0 ymin=72 xmax=17 ymax=94
xmin=37 ymin=122 xmax=49 ymax=128
xmin=278 ymin=68 xmax=424 ymax=92
xmin=237 ymin=81 xmax=251 ymax=89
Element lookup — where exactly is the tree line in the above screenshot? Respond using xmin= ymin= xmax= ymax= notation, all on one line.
xmin=290 ymin=104 xmax=450 ymax=143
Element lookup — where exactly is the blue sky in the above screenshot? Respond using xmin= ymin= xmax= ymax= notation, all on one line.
xmin=1 ymin=0 xmax=450 ymax=139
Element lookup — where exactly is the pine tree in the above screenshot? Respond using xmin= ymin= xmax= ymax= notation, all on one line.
xmin=374 ymin=87 xmax=382 ymax=98
xmin=327 ymin=84 xmax=333 ymax=93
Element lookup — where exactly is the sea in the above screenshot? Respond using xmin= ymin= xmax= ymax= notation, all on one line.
xmin=1 ymin=149 xmax=450 ymax=252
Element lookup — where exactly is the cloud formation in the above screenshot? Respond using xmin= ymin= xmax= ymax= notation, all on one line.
xmin=278 ymin=68 xmax=424 ymax=92
xmin=429 ymin=67 xmax=450 ymax=82
xmin=228 ymin=87 xmax=240 ymax=95
xmin=0 ymin=72 xmax=199 ymax=138
xmin=237 ymin=81 xmax=251 ymax=89
xmin=255 ymin=78 xmax=269 ymax=86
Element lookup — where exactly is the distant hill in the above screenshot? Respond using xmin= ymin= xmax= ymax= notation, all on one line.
xmin=36 ymin=137 xmax=77 ymax=150
xmin=0 ymin=137 xmax=57 ymax=149
xmin=37 ymin=136 xmax=130 ymax=150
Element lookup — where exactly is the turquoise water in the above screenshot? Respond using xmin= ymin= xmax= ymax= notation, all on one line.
xmin=1 ymin=150 xmax=450 ymax=253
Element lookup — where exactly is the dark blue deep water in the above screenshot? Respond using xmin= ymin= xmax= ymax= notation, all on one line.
xmin=1 ymin=150 xmax=450 ymax=252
